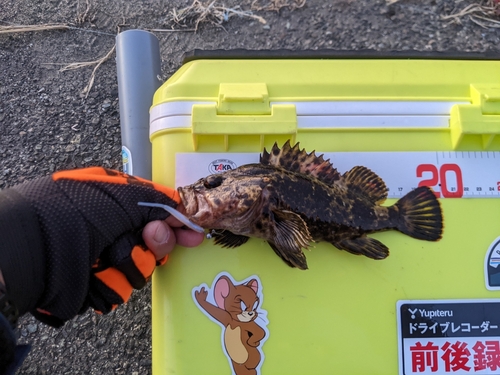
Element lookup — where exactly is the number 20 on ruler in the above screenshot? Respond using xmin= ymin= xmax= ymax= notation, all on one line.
xmin=417 ymin=164 xmax=463 ymax=198
xmin=416 ymin=163 xmax=500 ymax=198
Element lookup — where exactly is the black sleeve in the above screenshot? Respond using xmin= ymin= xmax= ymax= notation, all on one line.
xmin=0 ymin=311 xmax=30 ymax=375
xmin=0 ymin=188 xmax=45 ymax=375
xmin=0 ymin=188 xmax=45 ymax=317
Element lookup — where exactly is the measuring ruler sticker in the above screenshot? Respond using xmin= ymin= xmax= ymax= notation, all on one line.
xmin=435 ymin=152 xmax=500 ymax=198
xmin=324 ymin=151 xmax=500 ymax=199
xmin=329 ymin=152 xmax=439 ymax=199
xmin=176 ymin=151 xmax=500 ymax=199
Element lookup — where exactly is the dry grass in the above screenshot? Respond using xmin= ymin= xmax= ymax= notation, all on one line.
xmin=165 ymin=0 xmax=267 ymax=31
xmin=0 ymin=19 xmax=115 ymax=97
xmin=59 ymin=44 xmax=116 ymax=97
xmin=442 ymin=0 xmax=500 ymax=28
xmin=1 ymin=0 xmax=308 ymax=95
xmin=163 ymin=0 xmax=308 ymax=31
xmin=76 ymin=0 xmax=96 ymax=25
xmin=0 ymin=24 xmax=70 ymax=34
xmin=251 ymin=0 xmax=306 ymax=12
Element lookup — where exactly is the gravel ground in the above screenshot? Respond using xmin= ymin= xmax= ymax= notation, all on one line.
xmin=1 ymin=0 xmax=500 ymax=373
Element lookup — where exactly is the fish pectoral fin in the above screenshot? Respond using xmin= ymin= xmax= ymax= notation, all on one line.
xmin=272 ymin=209 xmax=312 ymax=248
xmin=334 ymin=236 xmax=389 ymax=260
xmin=268 ymin=209 xmax=312 ymax=270
xmin=342 ymin=166 xmax=388 ymax=204
xmin=268 ymin=241 xmax=308 ymax=270
xmin=211 ymin=230 xmax=250 ymax=248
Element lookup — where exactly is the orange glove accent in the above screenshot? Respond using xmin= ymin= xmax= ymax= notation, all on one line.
xmin=53 ymin=167 xmax=180 ymax=203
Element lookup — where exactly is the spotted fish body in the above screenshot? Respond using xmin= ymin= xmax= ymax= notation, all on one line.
xmin=178 ymin=141 xmax=443 ymax=270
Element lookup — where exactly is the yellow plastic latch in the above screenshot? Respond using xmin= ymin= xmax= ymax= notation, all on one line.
xmin=217 ymin=83 xmax=270 ymax=115
xmin=450 ymin=84 xmax=500 ymax=149
xmin=191 ymin=83 xmax=297 ymax=151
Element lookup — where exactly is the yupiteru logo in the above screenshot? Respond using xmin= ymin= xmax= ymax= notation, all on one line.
xmin=408 ymin=308 xmax=454 ymax=319
xmin=208 ymin=159 xmax=237 ymax=174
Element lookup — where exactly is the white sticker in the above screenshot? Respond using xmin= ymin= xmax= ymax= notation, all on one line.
xmin=485 ymin=236 xmax=500 ymax=290
xmin=176 ymin=153 xmax=258 ymax=187
xmin=192 ymin=272 xmax=270 ymax=375
xmin=397 ymin=300 xmax=500 ymax=375
xmin=175 ymin=151 xmax=500 ymax=198
xmin=121 ymin=145 xmax=133 ymax=175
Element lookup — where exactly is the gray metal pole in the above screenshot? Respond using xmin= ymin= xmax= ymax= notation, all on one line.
xmin=115 ymin=30 xmax=162 ymax=180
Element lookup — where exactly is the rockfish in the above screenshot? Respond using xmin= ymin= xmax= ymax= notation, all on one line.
xmin=178 ymin=141 xmax=443 ymax=270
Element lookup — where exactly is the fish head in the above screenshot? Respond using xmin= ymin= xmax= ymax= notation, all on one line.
xmin=178 ymin=167 xmax=270 ymax=231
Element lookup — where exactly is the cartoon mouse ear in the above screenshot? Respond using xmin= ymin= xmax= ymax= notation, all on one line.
xmin=246 ymin=279 xmax=259 ymax=294
xmin=214 ymin=276 xmax=233 ymax=309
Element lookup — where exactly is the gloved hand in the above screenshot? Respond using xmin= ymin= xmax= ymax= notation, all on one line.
xmin=0 ymin=167 xmax=203 ymax=328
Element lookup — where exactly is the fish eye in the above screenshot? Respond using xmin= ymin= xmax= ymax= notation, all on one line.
xmin=203 ymin=175 xmax=223 ymax=189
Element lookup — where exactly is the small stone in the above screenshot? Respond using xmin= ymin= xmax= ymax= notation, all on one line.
xmin=27 ymin=323 xmax=37 ymax=333
xmin=71 ymin=134 xmax=81 ymax=144
xmin=65 ymin=144 xmax=76 ymax=152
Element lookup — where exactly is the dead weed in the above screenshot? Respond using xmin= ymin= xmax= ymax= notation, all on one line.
xmin=442 ymin=0 xmax=500 ymax=28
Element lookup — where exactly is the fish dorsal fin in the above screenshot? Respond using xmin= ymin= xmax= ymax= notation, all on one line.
xmin=342 ymin=166 xmax=388 ymax=204
xmin=260 ymin=140 xmax=341 ymax=185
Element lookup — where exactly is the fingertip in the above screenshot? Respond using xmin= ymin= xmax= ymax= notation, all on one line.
xmin=142 ymin=220 xmax=176 ymax=260
xmin=174 ymin=227 xmax=205 ymax=248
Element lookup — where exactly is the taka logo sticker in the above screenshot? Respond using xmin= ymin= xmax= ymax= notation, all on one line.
xmin=193 ymin=272 xmax=269 ymax=375
xmin=208 ymin=159 xmax=237 ymax=174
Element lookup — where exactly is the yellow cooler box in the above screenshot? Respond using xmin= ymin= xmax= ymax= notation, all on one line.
xmin=149 ymin=51 xmax=500 ymax=375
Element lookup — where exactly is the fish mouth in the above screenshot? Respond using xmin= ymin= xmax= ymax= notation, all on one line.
xmin=178 ymin=187 xmax=198 ymax=217
xmin=177 ymin=187 xmax=213 ymax=226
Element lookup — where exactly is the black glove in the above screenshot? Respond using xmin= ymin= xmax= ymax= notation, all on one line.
xmin=0 ymin=167 xmax=181 ymax=328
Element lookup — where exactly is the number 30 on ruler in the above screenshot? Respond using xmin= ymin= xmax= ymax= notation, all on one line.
xmin=416 ymin=164 xmax=500 ymax=198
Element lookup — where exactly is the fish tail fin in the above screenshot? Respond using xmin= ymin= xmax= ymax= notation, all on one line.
xmin=394 ymin=186 xmax=443 ymax=241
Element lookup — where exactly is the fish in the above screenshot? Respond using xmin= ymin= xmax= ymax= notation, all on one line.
xmin=178 ymin=141 xmax=443 ymax=270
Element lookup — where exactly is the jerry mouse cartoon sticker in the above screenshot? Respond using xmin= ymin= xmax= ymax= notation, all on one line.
xmin=193 ymin=272 xmax=270 ymax=375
